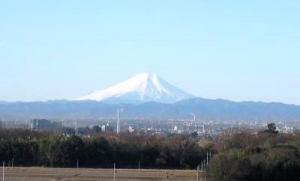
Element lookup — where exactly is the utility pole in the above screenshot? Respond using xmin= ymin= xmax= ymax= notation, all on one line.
xmin=61 ymin=119 xmax=64 ymax=131
xmin=75 ymin=120 xmax=78 ymax=135
xmin=192 ymin=113 xmax=196 ymax=122
xmin=116 ymin=109 xmax=124 ymax=134
xmin=197 ymin=165 xmax=199 ymax=181
xmin=2 ymin=162 xmax=4 ymax=181
xmin=113 ymin=163 xmax=116 ymax=181
xmin=117 ymin=110 xmax=120 ymax=134
xmin=206 ymin=152 xmax=209 ymax=166
xmin=138 ymin=160 xmax=141 ymax=171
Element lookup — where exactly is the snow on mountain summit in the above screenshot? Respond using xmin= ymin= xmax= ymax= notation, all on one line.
xmin=76 ymin=73 xmax=193 ymax=103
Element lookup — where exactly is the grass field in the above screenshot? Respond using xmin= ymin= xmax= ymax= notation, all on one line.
xmin=2 ymin=167 xmax=207 ymax=181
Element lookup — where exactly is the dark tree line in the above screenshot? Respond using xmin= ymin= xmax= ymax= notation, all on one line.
xmin=3 ymin=124 xmax=299 ymax=181
xmin=208 ymin=128 xmax=300 ymax=181
xmin=0 ymin=129 xmax=208 ymax=169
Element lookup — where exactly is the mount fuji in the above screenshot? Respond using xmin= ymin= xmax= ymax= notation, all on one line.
xmin=76 ymin=73 xmax=194 ymax=103
xmin=1 ymin=73 xmax=300 ymax=121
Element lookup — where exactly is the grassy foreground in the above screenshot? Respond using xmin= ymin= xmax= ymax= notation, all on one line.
xmin=2 ymin=167 xmax=207 ymax=181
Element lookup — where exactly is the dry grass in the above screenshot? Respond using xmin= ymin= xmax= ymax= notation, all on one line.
xmin=3 ymin=167 xmax=207 ymax=181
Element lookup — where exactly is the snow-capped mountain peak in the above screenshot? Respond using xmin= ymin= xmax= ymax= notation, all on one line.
xmin=76 ymin=73 xmax=193 ymax=103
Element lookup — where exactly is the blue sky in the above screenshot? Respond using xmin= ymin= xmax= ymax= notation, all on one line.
xmin=0 ymin=0 xmax=299 ymax=104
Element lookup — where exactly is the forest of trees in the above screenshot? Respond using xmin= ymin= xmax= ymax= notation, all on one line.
xmin=208 ymin=128 xmax=300 ymax=181
xmin=1 ymin=125 xmax=300 ymax=181
xmin=0 ymin=128 xmax=209 ymax=169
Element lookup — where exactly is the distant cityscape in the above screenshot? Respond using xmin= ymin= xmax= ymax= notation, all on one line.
xmin=0 ymin=116 xmax=296 ymax=137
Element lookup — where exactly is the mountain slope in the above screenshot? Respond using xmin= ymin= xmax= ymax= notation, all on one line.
xmin=76 ymin=73 xmax=193 ymax=103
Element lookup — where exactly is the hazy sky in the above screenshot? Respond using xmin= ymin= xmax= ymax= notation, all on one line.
xmin=0 ymin=0 xmax=299 ymax=104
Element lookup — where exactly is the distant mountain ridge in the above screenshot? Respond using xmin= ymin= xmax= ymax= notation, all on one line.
xmin=1 ymin=98 xmax=300 ymax=121
xmin=1 ymin=73 xmax=300 ymax=121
